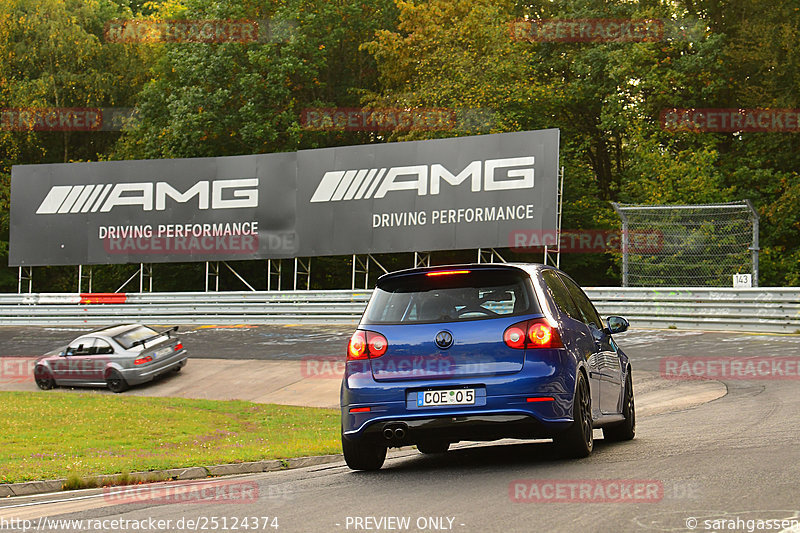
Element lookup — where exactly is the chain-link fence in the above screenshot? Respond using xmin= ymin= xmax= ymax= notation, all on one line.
xmin=611 ymin=201 xmax=759 ymax=287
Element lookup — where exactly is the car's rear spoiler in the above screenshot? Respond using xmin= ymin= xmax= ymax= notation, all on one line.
xmin=131 ymin=326 xmax=179 ymax=348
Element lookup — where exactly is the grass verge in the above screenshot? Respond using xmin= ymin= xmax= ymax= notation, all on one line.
xmin=0 ymin=391 xmax=340 ymax=484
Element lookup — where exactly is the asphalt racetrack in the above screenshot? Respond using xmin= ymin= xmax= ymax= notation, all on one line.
xmin=1 ymin=326 xmax=800 ymax=533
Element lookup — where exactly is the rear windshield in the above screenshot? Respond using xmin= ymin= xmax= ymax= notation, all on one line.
xmin=363 ymin=269 xmax=538 ymax=324
xmin=113 ymin=325 xmax=160 ymax=350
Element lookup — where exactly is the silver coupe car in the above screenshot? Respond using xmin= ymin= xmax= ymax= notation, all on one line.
xmin=33 ymin=324 xmax=188 ymax=393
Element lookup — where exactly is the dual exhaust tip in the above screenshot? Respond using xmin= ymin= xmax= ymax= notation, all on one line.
xmin=382 ymin=424 xmax=407 ymax=441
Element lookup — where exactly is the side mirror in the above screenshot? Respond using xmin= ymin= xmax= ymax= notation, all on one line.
xmin=605 ymin=316 xmax=629 ymax=335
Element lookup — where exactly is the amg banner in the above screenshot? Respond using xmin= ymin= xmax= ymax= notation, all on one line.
xmin=297 ymin=130 xmax=559 ymax=256
xmin=10 ymin=154 xmax=298 ymax=266
xmin=10 ymin=129 xmax=559 ymax=266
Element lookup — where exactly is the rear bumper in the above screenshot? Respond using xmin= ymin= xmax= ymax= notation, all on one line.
xmin=343 ymin=412 xmax=572 ymax=446
xmin=120 ymin=350 xmax=188 ymax=385
xmin=342 ymin=385 xmax=575 ymax=444
xmin=341 ymin=346 xmax=578 ymax=444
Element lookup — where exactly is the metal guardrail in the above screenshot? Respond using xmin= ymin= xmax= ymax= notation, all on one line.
xmin=0 ymin=291 xmax=372 ymax=326
xmin=0 ymin=288 xmax=797 ymax=333
xmin=587 ymin=287 xmax=800 ymax=333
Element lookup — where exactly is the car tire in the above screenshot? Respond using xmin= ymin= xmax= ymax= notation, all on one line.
xmin=603 ymin=371 xmax=635 ymax=442
xmin=106 ymin=370 xmax=129 ymax=393
xmin=554 ymin=371 xmax=593 ymax=458
xmin=342 ymin=433 xmax=387 ymax=471
xmin=34 ymin=366 xmax=55 ymax=390
xmin=416 ymin=441 xmax=450 ymax=454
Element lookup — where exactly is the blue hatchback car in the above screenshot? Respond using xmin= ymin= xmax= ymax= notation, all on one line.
xmin=340 ymin=263 xmax=634 ymax=470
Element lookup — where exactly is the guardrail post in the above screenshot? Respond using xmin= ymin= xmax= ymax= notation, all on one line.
xmin=139 ymin=263 xmax=153 ymax=292
xmin=544 ymin=166 xmax=565 ymax=267
xmin=18 ymin=266 xmax=32 ymax=294
xmin=611 ymin=203 xmax=629 ymax=287
xmin=352 ymin=255 xmax=367 ymax=290
xmin=267 ymin=259 xmax=282 ymax=291
xmin=294 ymin=258 xmax=311 ymax=290
xmin=478 ymin=248 xmax=506 ymax=264
xmin=352 ymin=255 xmax=389 ymax=289
xmin=205 ymin=262 xmax=219 ymax=292
xmin=78 ymin=265 xmax=93 ymax=293
xmin=746 ymin=199 xmax=760 ymax=288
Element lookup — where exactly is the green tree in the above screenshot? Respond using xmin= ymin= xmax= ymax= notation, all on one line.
xmin=363 ymin=0 xmax=799 ymax=286
xmin=115 ymin=0 xmax=398 ymax=160
xmin=0 ymin=0 xmax=151 ymax=291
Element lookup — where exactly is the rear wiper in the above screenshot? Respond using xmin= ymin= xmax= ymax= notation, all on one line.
xmin=131 ymin=326 xmax=179 ymax=348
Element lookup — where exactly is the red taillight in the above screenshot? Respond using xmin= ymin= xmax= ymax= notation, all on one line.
xmin=174 ymin=343 xmax=183 ymax=351
xmin=503 ymin=319 xmax=563 ymax=349
xmin=348 ymin=330 xmax=368 ymax=360
xmin=349 ymin=407 xmax=371 ymax=413
xmin=367 ymin=332 xmax=388 ymax=357
xmin=526 ymin=396 xmax=555 ymax=402
xmin=134 ymin=355 xmax=153 ymax=365
xmin=527 ymin=322 xmax=553 ymax=346
xmin=347 ymin=330 xmax=388 ymax=360
xmin=425 ymin=270 xmax=470 ymax=277
xmin=503 ymin=324 xmax=527 ymax=349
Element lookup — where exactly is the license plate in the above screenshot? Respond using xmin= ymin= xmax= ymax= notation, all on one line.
xmin=155 ymin=347 xmax=173 ymax=358
xmin=417 ymin=389 xmax=475 ymax=407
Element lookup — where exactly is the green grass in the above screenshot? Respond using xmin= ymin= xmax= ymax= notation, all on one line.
xmin=0 ymin=391 xmax=340 ymax=484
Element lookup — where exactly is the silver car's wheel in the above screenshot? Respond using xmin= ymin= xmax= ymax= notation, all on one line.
xmin=106 ymin=370 xmax=129 ymax=393
xmin=34 ymin=366 xmax=55 ymax=390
